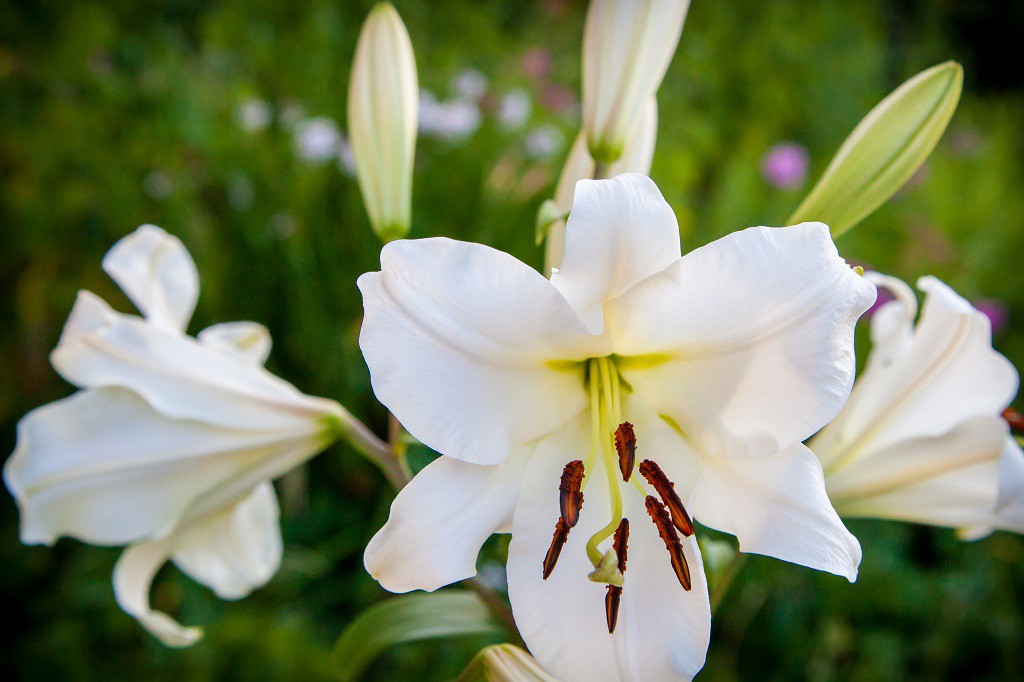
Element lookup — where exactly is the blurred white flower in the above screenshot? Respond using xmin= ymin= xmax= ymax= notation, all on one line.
xmin=454 ymin=68 xmax=488 ymax=101
xmin=524 ymin=124 xmax=565 ymax=160
xmin=293 ymin=116 xmax=342 ymax=163
xmin=4 ymin=225 xmax=353 ymax=646
xmin=348 ymin=2 xmax=418 ymax=241
xmin=419 ymin=89 xmax=481 ymax=142
xmin=811 ymin=273 xmax=1024 ymax=536
xmin=499 ymin=88 xmax=533 ymax=131
xmin=235 ymin=98 xmax=272 ymax=133
xmin=143 ymin=170 xmax=173 ymax=200
xmin=582 ymin=0 xmax=689 ymax=163
xmin=360 ymin=175 xmax=873 ymax=681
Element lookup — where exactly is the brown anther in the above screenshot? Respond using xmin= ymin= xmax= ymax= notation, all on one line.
xmin=1003 ymin=407 xmax=1024 ymax=435
xmin=639 ymin=459 xmax=694 ymax=537
xmin=605 ymin=585 xmax=622 ymax=633
xmin=542 ymin=518 xmax=570 ymax=579
xmin=558 ymin=460 xmax=586 ymax=528
xmin=612 ymin=518 xmax=629 ymax=573
xmin=614 ymin=422 xmax=637 ymax=481
xmin=645 ymin=496 xmax=692 ymax=591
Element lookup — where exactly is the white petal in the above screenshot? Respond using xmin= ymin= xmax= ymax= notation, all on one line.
xmin=52 ymin=309 xmax=331 ymax=431
xmin=507 ymin=420 xmax=710 ymax=682
xmin=608 ymin=223 xmax=875 ymax=459
xmin=113 ymin=537 xmax=204 ymax=648
xmin=358 ymin=237 xmax=604 ymax=465
xmin=545 ymin=99 xmax=658 ymax=274
xmin=56 ymin=291 xmax=117 ymax=349
xmin=365 ymin=451 xmax=528 ymax=593
xmin=826 ymin=417 xmax=1006 ymax=529
xmin=689 ymin=443 xmax=861 ymax=581
xmin=551 ymin=174 xmax=681 ymax=331
xmin=863 ymin=272 xmax=916 ymax=373
xmin=3 ymin=387 xmax=325 ymax=545
xmin=171 ymin=482 xmax=282 ymax=599
xmin=197 ymin=321 xmax=272 ymax=366
xmin=102 ymin=225 xmax=199 ymax=331
xmin=814 ymin=276 xmax=1018 ymax=470
xmin=990 ymin=437 xmax=1024 ymax=534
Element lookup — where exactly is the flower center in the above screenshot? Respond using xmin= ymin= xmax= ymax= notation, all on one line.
xmin=541 ymin=356 xmax=695 ymax=633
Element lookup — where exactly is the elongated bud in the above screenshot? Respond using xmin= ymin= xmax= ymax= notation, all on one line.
xmin=348 ymin=3 xmax=418 ymax=242
xmin=645 ymin=496 xmax=691 ymax=590
xmin=789 ymin=61 xmax=963 ymax=238
xmin=558 ymin=460 xmax=585 ymax=527
xmin=614 ymin=422 xmax=637 ymax=482
xmin=639 ymin=459 xmax=694 ymax=536
xmin=582 ymin=0 xmax=687 ymax=164
xmin=544 ymin=98 xmax=657 ymax=273
xmin=459 ymin=644 xmax=560 ymax=682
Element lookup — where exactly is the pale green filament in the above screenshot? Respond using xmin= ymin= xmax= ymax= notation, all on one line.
xmin=585 ymin=357 xmax=625 ymax=567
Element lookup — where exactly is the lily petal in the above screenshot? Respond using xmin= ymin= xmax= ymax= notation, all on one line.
xmin=358 ymin=237 xmax=604 ymax=465
xmin=827 ymin=417 xmax=1007 ymax=529
xmin=690 ymin=443 xmax=861 ymax=581
xmin=197 ymin=321 xmax=273 ymax=366
xmin=365 ymin=451 xmax=528 ymax=593
xmin=551 ymin=173 xmax=681 ymax=332
xmin=113 ymin=536 xmax=203 ymax=648
xmin=507 ymin=421 xmax=710 ymax=682
xmin=608 ymin=222 xmax=875 ymax=459
xmin=4 ymin=387 xmax=325 ymax=545
xmin=814 ymin=276 xmax=1019 ymax=470
xmin=52 ymin=302 xmax=332 ymax=431
xmin=171 ymin=482 xmax=282 ymax=600
xmin=102 ymin=225 xmax=199 ymax=332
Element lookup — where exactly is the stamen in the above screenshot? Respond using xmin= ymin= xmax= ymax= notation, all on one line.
xmin=542 ymin=518 xmax=570 ymax=580
xmin=1003 ymin=407 xmax=1024 ymax=435
xmin=639 ymin=459 xmax=694 ymax=536
xmin=612 ymin=518 xmax=629 ymax=573
xmin=559 ymin=460 xmax=585 ymax=528
xmin=605 ymin=585 xmax=622 ymax=633
xmin=615 ymin=422 xmax=637 ymax=482
xmin=645 ymin=496 xmax=691 ymax=591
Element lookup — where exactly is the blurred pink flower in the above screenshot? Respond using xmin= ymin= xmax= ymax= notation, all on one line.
xmin=975 ymin=298 xmax=1009 ymax=334
xmin=521 ymin=48 xmax=553 ymax=80
xmin=761 ymin=142 xmax=809 ymax=189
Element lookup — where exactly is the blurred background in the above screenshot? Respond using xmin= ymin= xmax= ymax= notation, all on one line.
xmin=2 ymin=0 xmax=1024 ymax=679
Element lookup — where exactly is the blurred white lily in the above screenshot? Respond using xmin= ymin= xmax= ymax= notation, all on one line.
xmin=348 ymin=2 xmax=418 ymax=241
xmin=810 ymin=273 xmax=1024 ymax=535
xmin=4 ymin=225 xmax=353 ymax=646
xmin=582 ymin=0 xmax=688 ymax=163
xmin=359 ymin=174 xmax=873 ymax=681
xmin=545 ymin=97 xmax=657 ymax=273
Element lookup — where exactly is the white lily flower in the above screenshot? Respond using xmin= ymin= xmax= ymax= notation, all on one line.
xmin=348 ymin=2 xmax=418 ymax=242
xmin=810 ymin=273 xmax=1024 ymax=535
xmin=581 ymin=0 xmax=688 ymax=163
xmin=358 ymin=174 xmax=874 ymax=681
xmin=4 ymin=225 xmax=351 ymax=646
xmin=545 ymin=97 xmax=657 ymax=274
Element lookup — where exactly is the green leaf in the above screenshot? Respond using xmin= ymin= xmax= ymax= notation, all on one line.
xmin=331 ymin=591 xmax=502 ymax=681
xmin=535 ymin=199 xmax=569 ymax=245
xmin=788 ymin=61 xmax=963 ymax=237
xmin=457 ymin=644 xmax=559 ymax=682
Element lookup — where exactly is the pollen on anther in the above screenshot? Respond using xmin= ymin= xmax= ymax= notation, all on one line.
xmin=613 ymin=518 xmax=629 ymax=573
xmin=1003 ymin=407 xmax=1024 ymax=435
xmin=542 ymin=518 xmax=570 ymax=579
xmin=605 ymin=585 xmax=622 ymax=633
xmin=645 ymin=496 xmax=692 ymax=591
xmin=639 ymin=459 xmax=694 ymax=536
xmin=558 ymin=460 xmax=586 ymax=528
xmin=614 ymin=422 xmax=637 ymax=482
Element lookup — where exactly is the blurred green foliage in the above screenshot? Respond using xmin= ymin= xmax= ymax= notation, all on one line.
xmin=1 ymin=0 xmax=1023 ymax=679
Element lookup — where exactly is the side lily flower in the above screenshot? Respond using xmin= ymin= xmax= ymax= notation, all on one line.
xmin=810 ymin=273 xmax=1024 ymax=535
xmin=358 ymin=174 xmax=874 ymax=681
xmin=3 ymin=225 xmax=355 ymax=646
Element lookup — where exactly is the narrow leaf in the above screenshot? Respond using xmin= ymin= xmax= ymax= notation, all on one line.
xmin=331 ymin=591 xmax=502 ymax=681
xmin=789 ymin=61 xmax=963 ymax=237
